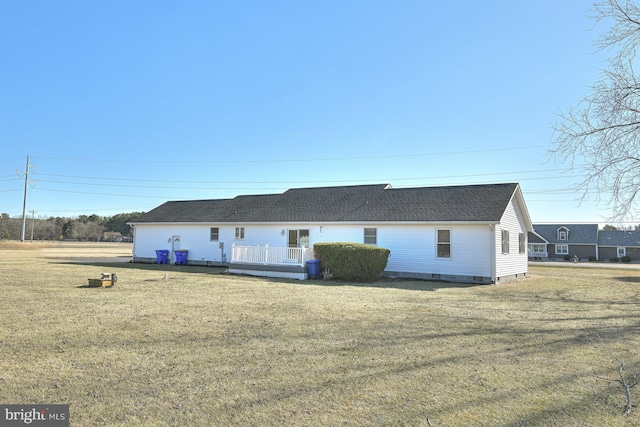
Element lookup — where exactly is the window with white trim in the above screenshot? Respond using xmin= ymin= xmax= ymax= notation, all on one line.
xmin=235 ymin=227 xmax=245 ymax=240
xmin=436 ymin=229 xmax=451 ymax=258
xmin=617 ymin=247 xmax=626 ymax=258
xmin=210 ymin=227 xmax=219 ymax=241
xmin=502 ymin=230 xmax=510 ymax=254
xmin=557 ymin=227 xmax=569 ymax=241
xmin=364 ymin=228 xmax=377 ymax=245
xmin=555 ymin=244 xmax=569 ymax=255
xmin=519 ymin=233 xmax=526 ymax=254
xmin=288 ymin=229 xmax=310 ymax=248
xmin=531 ymin=244 xmax=546 ymax=254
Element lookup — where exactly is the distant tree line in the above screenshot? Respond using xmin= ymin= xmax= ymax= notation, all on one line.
xmin=0 ymin=212 xmax=144 ymax=241
xmin=602 ymin=224 xmax=640 ymax=231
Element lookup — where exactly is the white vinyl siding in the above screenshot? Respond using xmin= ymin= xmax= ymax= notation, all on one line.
xmin=133 ymin=222 xmax=502 ymax=280
xmin=495 ymin=195 xmax=529 ymax=279
xmin=132 ymin=224 xmax=234 ymax=265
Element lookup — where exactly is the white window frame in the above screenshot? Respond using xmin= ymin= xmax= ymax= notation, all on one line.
xmin=532 ymin=244 xmax=546 ymax=252
xmin=555 ymin=244 xmax=569 ymax=255
xmin=235 ymin=227 xmax=245 ymax=240
xmin=519 ymin=233 xmax=526 ymax=254
xmin=502 ymin=230 xmax=510 ymax=254
xmin=288 ymin=229 xmax=310 ymax=248
xmin=436 ymin=228 xmax=451 ymax=259
xmin=617 ymin=247 xmax=626 ymax=258
xmin=557 ymin=227 xmax=569 ymax=241
xmin=364 ymin=228 xmax=377 ymax=245
xmin=210 ymin=227 xmax=219 ymax=241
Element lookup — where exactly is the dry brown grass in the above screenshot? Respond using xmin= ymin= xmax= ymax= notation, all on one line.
xmin=0 ymin=244 xmax=639 ymax=426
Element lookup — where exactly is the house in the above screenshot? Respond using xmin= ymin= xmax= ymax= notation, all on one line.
xmin=102 ymin=231 xmax=123 ymax=242
xmin=527 ymin=229 xmax=549 ymax=259
xmin=128 ymin=183 xmax=533 ymax=283
xmin=529 ymin=224 xmax=599 ymax=261
xmin=598 ymin=230 xmax=640 ymax=261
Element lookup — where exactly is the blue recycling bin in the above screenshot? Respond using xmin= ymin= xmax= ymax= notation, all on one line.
xmin=175 ymin=250 xmax=188 ymax=265
xmin=306 ymin=259 xmax=321 ymax=279
xmin=155 ymin=250 xmax=169 ymax=264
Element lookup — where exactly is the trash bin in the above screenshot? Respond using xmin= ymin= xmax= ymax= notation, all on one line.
xmin=175 ymin=250 xmax=188 ymax=265
xmin=155 ymin=250 xmax=169 ymax=264
xmin=306 ymin=259 xmax=321 ymax=279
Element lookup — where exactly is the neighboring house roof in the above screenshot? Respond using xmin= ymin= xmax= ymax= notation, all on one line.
xmin=532 ymin=224 xmax=599 ymax=245
xmin=527 ymin=231 xmax=547 ymax=244
xmin=130 ymin=183 xmax=527 ymax=225
xmin=598 ymin=230 xmax=640 ymax=248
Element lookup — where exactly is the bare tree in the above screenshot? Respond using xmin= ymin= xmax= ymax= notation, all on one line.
xmin=552 ymin=0 xmax=640 ymax=220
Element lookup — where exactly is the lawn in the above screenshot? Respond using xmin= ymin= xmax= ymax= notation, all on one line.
xmin=1 ymin=242 xmax=639 ymax=426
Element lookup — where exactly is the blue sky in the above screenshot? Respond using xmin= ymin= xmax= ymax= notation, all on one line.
xmin=0 ymin=1 xmax=621 ymax=223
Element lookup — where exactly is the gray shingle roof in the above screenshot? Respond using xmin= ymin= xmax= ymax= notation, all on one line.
xmin=598 ymin=230 xmax=640 ymax=247
xmin=532 ymin=224 xmax=599 ymax=244
xmin=527 ymin=231 xmax=547 ymax=243
xmin=130 ymin=183 xmax=520 ymax=224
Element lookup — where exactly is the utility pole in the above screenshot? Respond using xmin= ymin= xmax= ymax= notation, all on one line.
xmin=30 ymin=210 xmax=37 ymax=242
xmin=17 ymin=155 xmax=36 ymax=242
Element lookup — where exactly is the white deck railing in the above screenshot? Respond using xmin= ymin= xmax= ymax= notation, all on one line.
xmin=231 ymin=245 xmax=314 ymax=267
xmin=529 ymin=250 xmax=548 ymax=258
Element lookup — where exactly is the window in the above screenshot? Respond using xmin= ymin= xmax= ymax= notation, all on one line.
xmin=235 ymin=227 xmax=245 ymax=240
xmin=436 ymin=229 xmax=451 ymax=258
xmin=556 ymin=244 xmax=569 ymax=255
xmin=288 ymin=229 xmax=310 ymax=248
xmin=531 ymin=244 xmax=546 ymax=254
xmin=364 ymin=228 xmax=377 ymax=245
xmin=210 ymin=227 xmax=219 ymax=241
xmin=617 ymin=247 xmax=626 ymax=258
xmin=558 ymin=227 xmax=569 ymax=241
xmin=519 ymin=233 xmax=526 ymax=254
xmin=502 ymin=230 xmax=510 ymax=254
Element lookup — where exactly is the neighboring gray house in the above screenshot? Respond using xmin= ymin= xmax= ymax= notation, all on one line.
xmin=530 ymin=224 xmax=599 ymax=261
xmin=598 ymin=230 xmax=640 ymax=261
xmin=527 ymin=230 xmax=549 ymax=259
xmin=129 ymin=183 xmax=533 ymax=283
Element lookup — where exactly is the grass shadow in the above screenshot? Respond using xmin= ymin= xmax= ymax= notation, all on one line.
xmin=53 ymin=260 xmax=227 ymax=275
xmin=274 ymin=277 xmax=485 ymax=292
xmin=54 ymin=259 xmax=486 ymax=291
xmin=614 ymin=276 xmax=640 ymax=283
xmin=76 ymin=284 xmax=115 ymax=289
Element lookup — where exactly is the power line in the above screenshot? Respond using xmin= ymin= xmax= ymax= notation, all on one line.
xmin=31 ymin=144 xmax=552 ymax=164
xmin=33 ymin=168 xmax=578 ymax=187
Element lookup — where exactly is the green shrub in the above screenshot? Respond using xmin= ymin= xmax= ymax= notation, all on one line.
xmin=622 ymin=256 xmax=631 ymax=263
xmin=563 ymin=255 xmax=571 ymax=261
xmin=588 ymin=256 xmax=596 ymax=262
xmin=610 ymin=257 xmax=619 ymax=262
xmin=313 ymin=242 xmax=390 ymax=283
